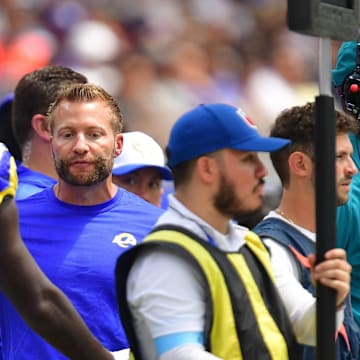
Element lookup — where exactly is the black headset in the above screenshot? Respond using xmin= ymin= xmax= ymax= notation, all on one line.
xmin=342 ymin=42 xmax=360 ymax=121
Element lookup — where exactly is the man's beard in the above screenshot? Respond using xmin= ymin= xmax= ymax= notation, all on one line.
xmin=214 ymin=174 xmax=263 ymax=217
xmin=213 ymin=175 xmax=243 ymax=216
xmin=336 ymin=179 xmax=352 ymax=206
xmin=55 ymin=156 xmax=112 ymax=186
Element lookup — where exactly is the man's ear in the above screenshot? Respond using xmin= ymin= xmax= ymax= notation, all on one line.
xmin=113 ymin=134 xmax=123 ymax=157
xmin=196 ymin=156 xmax=218 ymax=184
xmin=31 ymin=114 xmax=51 ymax=142
xmin=288 ymin=151 xmax=313 ymax=177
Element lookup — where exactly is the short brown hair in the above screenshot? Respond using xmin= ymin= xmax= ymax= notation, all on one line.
xmin=47 ymin=83 xmax=123 ymax=135
xmin=270 ymin=102 xmax=357 ymax=187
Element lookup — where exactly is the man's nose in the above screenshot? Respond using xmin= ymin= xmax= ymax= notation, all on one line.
xmin=73 ymin=134 xmax=90 ymax=153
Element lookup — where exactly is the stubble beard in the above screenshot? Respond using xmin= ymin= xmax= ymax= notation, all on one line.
xmin=55 ymin=156 xmax=112 ymax=186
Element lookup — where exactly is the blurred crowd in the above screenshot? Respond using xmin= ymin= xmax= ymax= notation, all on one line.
xmin=0 ymin=0 xmax=337 ymax=185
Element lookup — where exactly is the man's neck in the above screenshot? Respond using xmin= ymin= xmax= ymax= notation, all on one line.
xmin=22 ymin=141 xmax=57 ymax=179
xmin=175 ymin=191 xmax=230 ymax=235
xmin=53 ymin=180 xmax=118 ymax=206
xmin=277 ymin=189 xmax=315 ymax=232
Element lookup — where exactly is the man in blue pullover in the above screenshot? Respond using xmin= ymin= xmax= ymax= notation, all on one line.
xmin=332 ymin=41 xmax=360 ymax=332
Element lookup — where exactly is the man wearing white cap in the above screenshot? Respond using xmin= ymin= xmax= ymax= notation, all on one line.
xmin=112 ymin=131 xmax=173 ymax=207
xmin=115 ymin=103 xmax=350 ymax=359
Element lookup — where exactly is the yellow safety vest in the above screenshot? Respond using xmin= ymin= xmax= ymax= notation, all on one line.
xmin=116 ymin=225 xmax=301 ymax=360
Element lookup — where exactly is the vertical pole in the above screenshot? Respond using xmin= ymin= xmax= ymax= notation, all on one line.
xmin=315 ymin=37 xmax=336 ymax=360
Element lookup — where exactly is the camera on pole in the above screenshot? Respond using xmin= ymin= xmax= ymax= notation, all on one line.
xmin=288 ymin=0 xmax=359 ymax=41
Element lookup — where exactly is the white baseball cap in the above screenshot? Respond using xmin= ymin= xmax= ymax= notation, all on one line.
xmin=112 ymin=131 xmax=173 ymax=180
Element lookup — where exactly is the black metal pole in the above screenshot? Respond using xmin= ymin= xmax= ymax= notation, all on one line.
xmin=315 ymin=94 xmax=336 ymax=360
xmin=287 ymin=2 xmax=359 ymax=359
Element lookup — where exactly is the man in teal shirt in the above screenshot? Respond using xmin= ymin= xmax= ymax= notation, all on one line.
xmin=333 ymin=41 xmax=360 ymax=328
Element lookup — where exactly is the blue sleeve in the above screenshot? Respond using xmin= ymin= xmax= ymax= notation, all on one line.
xmin=154 ymin=331 xmax=204 ymax=356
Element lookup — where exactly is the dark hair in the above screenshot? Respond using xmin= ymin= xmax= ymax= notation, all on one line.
xmin=47 ymin=83 xmax=123 ymax=134
xmin=165 ymin=145 xmax=197 ymax=187
xmin=12 ymin=65 xmax=88 ymax=150
xmin=270 ymin=102 xmax=358 ymax=187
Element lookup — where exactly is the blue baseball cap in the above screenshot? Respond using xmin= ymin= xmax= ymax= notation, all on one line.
xmin=166 ymin=103 xmax=291 ymax=168
xmin=332 ymin=41 xmax=357 ymax=87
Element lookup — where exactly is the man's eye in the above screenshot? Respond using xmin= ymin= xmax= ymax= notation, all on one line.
xmin=124 ymin=177 xmax=137 ymax=186
xmin=90 ymin=132 xmax=101 ymax=138
xmin=62 ymin=132 xmax=73 ymax=138
xmin=149 ymin=180 xmax=161 ymax=189
xmin=243 ymin=154 xmax=255 ymax=162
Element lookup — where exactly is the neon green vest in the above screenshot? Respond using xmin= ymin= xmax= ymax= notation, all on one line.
xmin=116 ymin=225 xmax=301 ymax=360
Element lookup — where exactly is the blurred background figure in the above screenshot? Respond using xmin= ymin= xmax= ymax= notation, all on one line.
xmin=112 ymin=131 xmax=173 ymax=208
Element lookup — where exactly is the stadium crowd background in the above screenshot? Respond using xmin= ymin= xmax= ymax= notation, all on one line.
xmin=0 ymin=0 xmax=341 ymax=187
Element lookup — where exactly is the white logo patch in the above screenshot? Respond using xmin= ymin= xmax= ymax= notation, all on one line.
xmin=236 ymin=108 xmax=257 ymax=129
xmin=112 ymin=233 xmax=137 ymax=248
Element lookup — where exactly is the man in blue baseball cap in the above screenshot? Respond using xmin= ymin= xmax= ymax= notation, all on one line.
xmin=332 ymin=41 xmax=360 ymax=330
xmin=115 ymin=103 xmax=350 ymax=359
